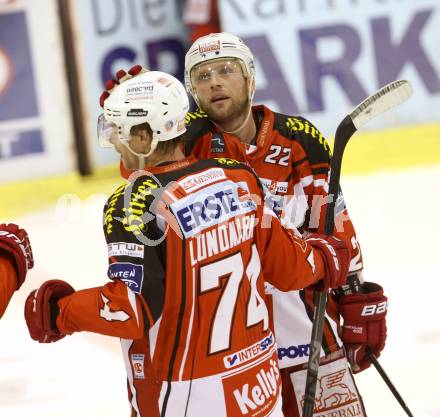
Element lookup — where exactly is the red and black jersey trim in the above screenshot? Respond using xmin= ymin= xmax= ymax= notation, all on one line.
xmin=183 ymin=110 xmax=212 ymax=155
xmin=299 ymin=289 xmax=339 ymax=355
xmin=161 ymin=239 xmax=187 ymax=417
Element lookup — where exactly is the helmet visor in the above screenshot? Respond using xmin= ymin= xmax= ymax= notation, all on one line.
xmin=97 ymin=113 xmax=120 ymax=148
xmin=191 ymin=58 xmax=244 ymax=87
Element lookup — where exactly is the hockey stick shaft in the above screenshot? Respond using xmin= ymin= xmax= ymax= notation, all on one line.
xmin=302 ymin=80 xmax=413 ymax=417
xmin=302 ymin=116 xmax=355 ymax=417
xmin=366 ymin=347 xmax=415 ymax=417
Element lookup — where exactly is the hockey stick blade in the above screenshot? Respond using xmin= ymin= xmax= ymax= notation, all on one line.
xmin=350 ymin=80 xmax=413 ymax=130
xmin=302 ymin=80 xmax=413 ymax=417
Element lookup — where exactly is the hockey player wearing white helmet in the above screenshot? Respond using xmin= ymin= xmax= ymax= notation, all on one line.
xmin=25 ymin=70 xmax=351 ymax=417
xmin=184 ymin=32 xmax=257 ymax=138
xmin=97 ymin=33 xmax=388 ymax=417
xmin=180 ymin=32 xmax=386 ymax=417
xmin=98 ymin=70 xmax=189 ymax=169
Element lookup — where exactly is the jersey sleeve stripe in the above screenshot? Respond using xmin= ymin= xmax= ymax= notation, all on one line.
xmin=310 ymin=162 xmax=330 ymax=169
xmin=126 ymin=286 xmax=140 ymax=325
xmin=292 ymin=156 xmax=308 ymax=168
xmin=311 ymin=167 xmax=330 ymax=176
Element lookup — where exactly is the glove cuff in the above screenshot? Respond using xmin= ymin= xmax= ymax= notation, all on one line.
xmin=42 ymin=279 xmax=75 ymax=335
xmin=0 ymin=241 xmax=26 ymax=289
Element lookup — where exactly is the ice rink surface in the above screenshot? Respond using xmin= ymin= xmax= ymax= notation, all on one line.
xmin=1 ymin=165 xmax=439 ymax=417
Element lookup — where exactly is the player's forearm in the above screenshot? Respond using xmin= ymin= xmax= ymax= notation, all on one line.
xmin=0 ymin=254 xmax=18 ymax=318
xmin=56 ymin=281 xmax=146 ymax=339
xmin=260 ymin=215 xmax=325 ymax=291
xmin=270 ymin=240 xmax=326 ymax=291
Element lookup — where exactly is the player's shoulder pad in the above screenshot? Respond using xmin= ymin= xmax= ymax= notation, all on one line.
xmin=213 ymin=157 xmax=242 ymax=167
xmin=185 ymin=109 xmax=211 ymax=137
xmin=211 ymin=158 xmax=265 ymax=193
xmin=184 ymin=108 xmax=212 ymax=153
xmin=190 ymin=157 xmax=257 ymax=178
xmin=185 ymin=108 xmax=209 ymax=127
xmin=103 ymin=175 xmax=161 ymax=237
xmin=273 ymin=113 xmax=331 ymax=161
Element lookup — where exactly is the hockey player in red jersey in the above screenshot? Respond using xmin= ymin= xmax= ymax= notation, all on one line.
xmin=25 ymin=71 xmax=352 ymax=417
xmin=182 ymin=33 xmax=388 ymax=417
xmin=99 ymin=33 xmax=388 ymax=416
xmin=0 ymin=223 xmax=34 ymax=318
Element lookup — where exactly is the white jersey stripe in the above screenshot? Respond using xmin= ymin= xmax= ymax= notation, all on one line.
xmin=179 ymin=267 xmax=196 ymax=381
xmin=121 ymin=339 xmax=141 ymax=417
xmin=127 ymin=286 xmax=139 ymax=325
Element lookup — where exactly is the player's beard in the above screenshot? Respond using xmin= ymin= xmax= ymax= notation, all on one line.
xmin=200 ymin=90 xmax=250 ymax=130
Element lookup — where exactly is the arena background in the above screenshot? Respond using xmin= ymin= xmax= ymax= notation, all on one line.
xmin=0 ymin=1 xmax=439 ymax=416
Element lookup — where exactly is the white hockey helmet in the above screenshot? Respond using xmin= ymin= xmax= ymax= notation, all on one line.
xmin=99 ymin=71 xmax=189 ymax=157
xmin=184 ymin=32 xmax=256 ymax=104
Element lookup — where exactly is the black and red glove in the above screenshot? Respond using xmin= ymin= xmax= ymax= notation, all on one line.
xmin=0 ymin=223 xmax=34 ymax=289
xmin=24 ymin=279 xmax=75 ymax=343
xmin=99 ymin=65 xmax=147 ymax=108
xmin=305 ymin=234 xmax=351 ymax=290
xmin=338 ymin=281 xmax=388 ymax=373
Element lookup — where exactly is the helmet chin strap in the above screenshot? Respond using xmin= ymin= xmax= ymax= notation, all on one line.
xmin=137 ymin=156 xmax=146 ymax=170
xmin=120 ymin=138 xmax=159 ymax=170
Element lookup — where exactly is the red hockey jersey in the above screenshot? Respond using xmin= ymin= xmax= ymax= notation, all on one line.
xmin=182 ymin=105 xmax=363 ymax=367
xmin=55 ymin=157 xmax=330 ymax=417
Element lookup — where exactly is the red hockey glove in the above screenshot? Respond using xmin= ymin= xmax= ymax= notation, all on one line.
xmin=305 ymin=234 xmax=350 ymax=291
xmin=0 ymin=223 xmax=34 ymax=289
xmin=99 ymin=64 xmax=148 ymax=108
xmin=24 ymin=279 xmax=75 ymax=343
xmin=338 ymin=281 xmax=388 ymax=373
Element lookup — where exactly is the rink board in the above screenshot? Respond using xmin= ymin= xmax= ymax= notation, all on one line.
xmin=1 ymin=122 xmax=439 ymax=219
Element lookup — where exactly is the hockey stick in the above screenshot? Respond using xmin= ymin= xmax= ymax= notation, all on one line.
xmin=302 ymin=80 xmax=413 ymax=417
xmin=366 ymin=347 xmax=415 ymax=417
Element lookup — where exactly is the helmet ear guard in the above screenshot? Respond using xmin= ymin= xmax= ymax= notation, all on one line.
xmin=184 ymin=32 xmax=256 ymax=105
xmin=99 ymin=71 xmax=190 ymax=157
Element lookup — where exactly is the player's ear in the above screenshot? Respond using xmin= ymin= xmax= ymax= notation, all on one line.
xmin=139 ymin=129 xmax=154 ymax=154
xmin=140 ymin=127 xmax=152 ymax=144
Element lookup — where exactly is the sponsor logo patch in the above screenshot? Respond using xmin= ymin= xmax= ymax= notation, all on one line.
xmin=215 ymin=157 xmax=240 ymax=167
xmin=260 ymin=178 xmax=288 ymax=194
xmin=127 ymin=109 xmax=148 ymax=117
xmin=178 ymin=167 xmax=226 ymax=193
xmin=108 ymin=242 xmax=144 ymax=258
xmin=224 ymin=333 xmax=275 ymax=369
xmin=278 ymin=344 xmax=310 ymax=361
xmin=126 ymin=84 xmax=154 ymax=94
xmin=223 ymin=349 xmax=280 ymax=416
xmin=156 ymin=77 xmax=172 ymax=87
xmin=177 ymin=118 xmax=186 ymax=132
xmin=131 ymin=354 xmax=145 ymax=379
xmin=210 ymin=133 xmax=225 ymax=153
xmin=198 ymin=40 xmax=221 ymax=54
xmin=165 ymin=120 xmax=174 ymax=131
xmin=107 ymin=262 xmax=144 ymax=293
xmin=171 ymin=180 xmax=256 ymax=238
xmin=291 ymin=357 xmax=363 ymax=416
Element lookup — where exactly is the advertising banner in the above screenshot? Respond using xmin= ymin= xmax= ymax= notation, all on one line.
xmin=219 ymin=0 xmax=440 ymax=134
xmin=0 ymin=9 xmax=44 ymax=178
xmin=70 ymin=0 xmax=189 ymax=167
xmin=0 ymin=1 xmax=74 ymax=183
